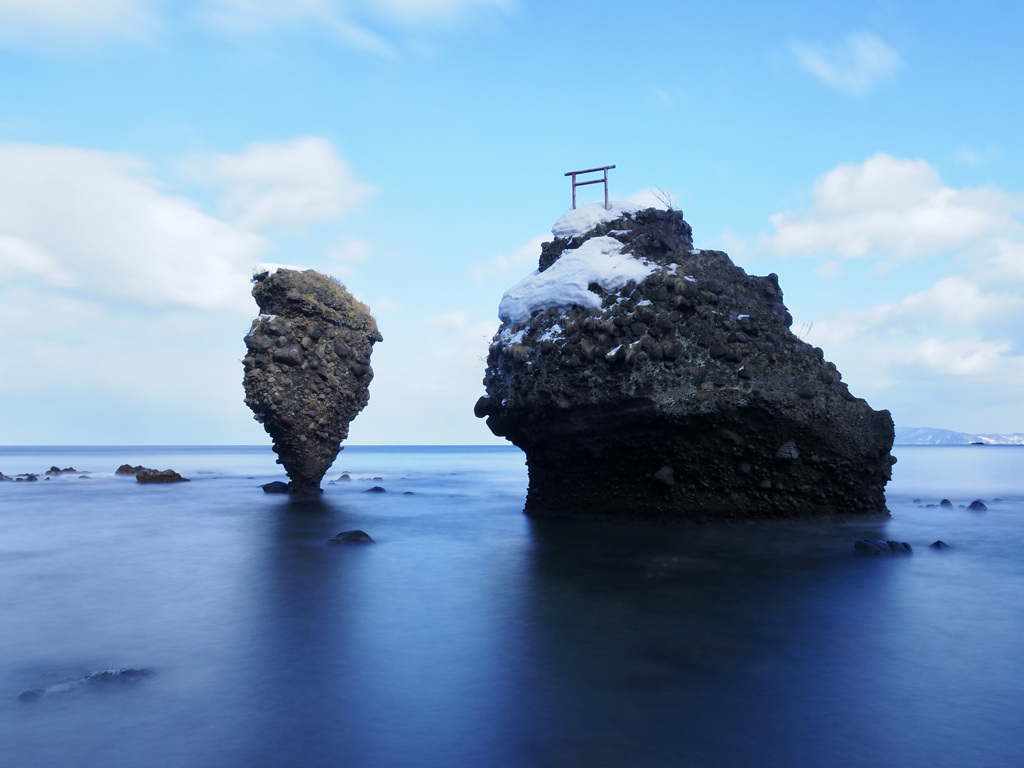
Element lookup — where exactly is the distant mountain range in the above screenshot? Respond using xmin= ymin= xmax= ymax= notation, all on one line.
xmin=895 ymin=427 xmax=1024 ymax=445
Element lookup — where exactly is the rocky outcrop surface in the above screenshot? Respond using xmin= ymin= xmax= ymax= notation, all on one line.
xmin=243 ymin=268 xmax=382 ymax=494
xmin=475 ymin=204 xmax=895 ymax=521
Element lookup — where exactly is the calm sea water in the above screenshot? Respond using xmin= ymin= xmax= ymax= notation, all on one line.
xmin=1 ymin=444 xmax=1022 ymax=768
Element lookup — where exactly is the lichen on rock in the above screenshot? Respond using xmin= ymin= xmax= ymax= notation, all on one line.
xmin=243 ymin=268 xmax=382 ymax=494
xmin=475 ymin=203 xmax=895 ymax=521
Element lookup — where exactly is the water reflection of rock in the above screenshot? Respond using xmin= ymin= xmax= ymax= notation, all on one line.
xmin=519 ymin=515 xmax=896 ymax=765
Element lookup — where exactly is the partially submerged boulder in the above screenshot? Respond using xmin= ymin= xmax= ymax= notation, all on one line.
xmin=855 ymin=539 xmax=912 ymax=555
xmin=327 ymin=530 xmax=375 ymax=544
xmin=243 ymin=268 xmax=382 ymax=494
xmin=115 ymin=464 xmax=149 ymax=476
xmin=475 ymin=203 xmax=895 ymax=521
xmin=136 ymin=469 xmax=189 ymax=484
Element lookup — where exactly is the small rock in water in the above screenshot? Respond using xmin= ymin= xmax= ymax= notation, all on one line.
xmin=364 ymin=486 xmax=386 ymax=493
xmin=854 ymin=539 xmax=912 ymax=555
xmin=337 ymin=473 xmax=352 ymax=481
xmin=45 ymin=466 xmax=79 ymax=476
xmin=930 ymin=540 xmax=952 ymax=549
xmin=939 ymin=499 xmax=953 ymax=508
xmin=967 ymin=499 xmax=987 ymax=511
xmin=328 ymin=530 xmax=374 ymax=544
xmin=136 ymin=469 xmax=189 ymax=484
xmin=115 ymin=464 xmax=151 ymax=475
xmin=262 ymin=481 xmax=290 ymax=493
xmin=84 ymin=668 xmax=152 ymax=683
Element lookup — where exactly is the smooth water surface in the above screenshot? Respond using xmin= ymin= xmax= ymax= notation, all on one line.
xmin=1 ymin=445 xmax=1022 ymax=767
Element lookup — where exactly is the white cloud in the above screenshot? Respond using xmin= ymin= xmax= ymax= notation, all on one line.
xmin=763 ymin=153 xmax=1024 ymax=430
xmin=328 ymin=236 xmax=371 ymax=277
xmin=761 ymin=153 xmax=1022 ymax=259
xmin=472 ymin=234 xmax=545 ymax=282
xmin=627 ymin=186 xmax=675 ymax=210
xmin=813 ymin=260 xmax=846 ymax=281
xmin=426 ymin=309 xmax=469 ymax=330
xmin=789 ymin=32 xmax=901 ymax=95
xmin=892 ymin=275 xmax=1020 ymax=325
xmin=954 ymin=146 xmax=1001 ymax=167
xmin=0 ymin=0 xmax=157 ymax=47
xmin=986 ymin=239 xmax=1024 ymax=280
xmin=190 ymin=136 xmax=376 ymax=231
xmin=0 ymin=234 xmax=75 ymax=286
xmin=905 ymin=337 xmax=1013 ymax=376
xmin=806 ymin=276 xmax=1020 ymax=349
xmin=0 ymin=142 xmax=265 ymax=311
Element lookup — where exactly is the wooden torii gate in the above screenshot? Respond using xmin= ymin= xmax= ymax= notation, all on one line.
xmin=565 ymin=165 xmax=615 ymax=210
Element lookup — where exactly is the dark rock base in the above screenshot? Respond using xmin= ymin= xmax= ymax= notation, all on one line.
xmin=508 ymin=403 xmax=892 ymax=521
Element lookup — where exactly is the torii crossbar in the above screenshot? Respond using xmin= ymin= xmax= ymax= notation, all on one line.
xmin=565 ymin=165 xmax=615 ymax=210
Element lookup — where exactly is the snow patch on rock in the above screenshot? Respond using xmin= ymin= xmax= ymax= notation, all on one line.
xmin=551 ymin=201 xmax=644 ymax=239
xmin=498 ymin=236 xmax=656 ymax=326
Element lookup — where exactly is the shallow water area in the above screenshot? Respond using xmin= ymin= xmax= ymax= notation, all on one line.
xmin=1 ymin=444 xmax=1023 ymax=767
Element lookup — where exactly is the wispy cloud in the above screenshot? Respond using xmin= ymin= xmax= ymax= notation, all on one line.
xmin=199 ymin=0 xmax=512 ymax=57
xmin=199 ymin=0 xmax=398 ymax=57
xmin=789 ymin=32 xmax=901 ymax=95
xmin=0 ymin=0 xmax=512 ymax=55
xmin=0 ymin=0 xmax=159 ymax=49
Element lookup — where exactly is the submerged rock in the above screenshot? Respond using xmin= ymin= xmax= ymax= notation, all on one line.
xmin=18 ymin=668 xmax=152 ymax=701
xmin=855 ymin=539 xmax=912 ymax=555
xmin=243 ymin=268 xmax=382 ymax=494
xmin=328 ymin=530 xmax=375 ymax=544
xmin=475 ymin=203 xmax=895 ymax=521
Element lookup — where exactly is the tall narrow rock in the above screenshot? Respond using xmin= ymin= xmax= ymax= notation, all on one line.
xmin=475 ymin=203 xmax=895 ymax=521
xmin=243 ymin=268 xmax=382 ymax=493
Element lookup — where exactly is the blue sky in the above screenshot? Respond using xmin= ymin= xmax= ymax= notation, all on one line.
xmin=1 ymin=0 xmax=1021 ymax=445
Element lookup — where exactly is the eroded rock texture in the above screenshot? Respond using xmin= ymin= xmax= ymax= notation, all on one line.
xmin=244 ymin=269 xmax=381 ymax=494
xmin=475 ymin=206 xmax=895 ymax=521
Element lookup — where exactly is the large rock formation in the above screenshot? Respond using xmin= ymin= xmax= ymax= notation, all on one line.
xmin=243 ymin=268 xmax=382 ymax=494
xmin=475 ymin=203 xmax=895 ymax=521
